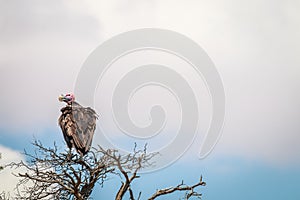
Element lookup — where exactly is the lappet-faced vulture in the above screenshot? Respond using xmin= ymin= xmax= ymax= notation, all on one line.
xmin=58 ymin=93 xmax=98 ymax=156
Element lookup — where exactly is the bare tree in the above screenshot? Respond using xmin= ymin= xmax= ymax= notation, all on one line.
xmin=5 ymin=141 xmax=205 ymax=199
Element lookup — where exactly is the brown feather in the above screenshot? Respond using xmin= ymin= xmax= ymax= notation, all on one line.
xmin=58 ymin=102 xmax=98 ymax=155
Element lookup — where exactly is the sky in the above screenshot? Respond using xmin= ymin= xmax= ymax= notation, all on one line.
xmin=0 ymin=0 xmax=300 ymax=199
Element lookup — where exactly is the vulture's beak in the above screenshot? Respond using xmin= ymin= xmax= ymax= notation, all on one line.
xmin=58 ymin=94 xmax=65 ymax=102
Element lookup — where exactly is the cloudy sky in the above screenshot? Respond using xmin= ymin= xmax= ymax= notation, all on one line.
xmin=0 ymin=0 xmax=300 ymax=199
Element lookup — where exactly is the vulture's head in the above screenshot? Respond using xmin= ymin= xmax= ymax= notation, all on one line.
xmin=59 ymin=93 xmax=75 ymax=104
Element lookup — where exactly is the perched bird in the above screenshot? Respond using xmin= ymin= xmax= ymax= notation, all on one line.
xmin=58 ymin=93 xmax=98 ymax=156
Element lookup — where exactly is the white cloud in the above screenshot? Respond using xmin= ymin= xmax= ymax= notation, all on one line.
xmin=0 ymin=0 xmax=299 ymax=166
xmin=0 ymin=145 xmax=25 ymax=196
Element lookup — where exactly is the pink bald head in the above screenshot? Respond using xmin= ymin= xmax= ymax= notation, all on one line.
xmin=59 ymin=93 xmax=75 ymax=104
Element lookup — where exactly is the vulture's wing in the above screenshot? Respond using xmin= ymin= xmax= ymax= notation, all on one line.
xmin=71 ymin=102 xmax=98 ymax=155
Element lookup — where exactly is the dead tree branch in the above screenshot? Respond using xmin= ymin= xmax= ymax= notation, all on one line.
xmin=148 ymin=176 xmax=206 ymax=200
xmin=96 ymin=144 xmax=158 ymax=200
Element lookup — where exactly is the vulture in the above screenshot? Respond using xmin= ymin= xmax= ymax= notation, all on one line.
xmin=58 ymin=93 xmax=98 ymax=156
